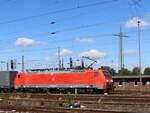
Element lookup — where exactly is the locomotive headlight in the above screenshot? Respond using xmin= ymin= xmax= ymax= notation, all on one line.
xmin=110 ymin=80 xmax=113 ymax=82
xmin=106 ymin=80 xmax=109 ymax=82
xmin=106 ymin=80 xmax=113 ymax=82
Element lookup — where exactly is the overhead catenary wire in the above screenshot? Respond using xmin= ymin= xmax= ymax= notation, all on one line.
xmin=0 ymin=17 xmax=134 ymax=43
xmin=0 ymin=0 xmax=123 ymax=44
xmin=50 ymin=18 xmax=127 ymax=35
xmin=2 ymin=26 xmax=148 ymax=53
xmin=49 ymin=15 xmax=150 ymax=35
xmin=0 ymin=3 xmax=115 ymax=38
xmin=0 ymin=2 xmax=147 ymax=46
xmin=0 ymin=0 xmax=149 ymax=71
xmin=0 ymin=11 xmax=149 ymax=43
xmin=0 ymin=24 xmax=149 ymax=54
xmin=0 ymin=12 xmax=149 ymax=41
xmin=0 ymin=0 xmax=119 ymax=25
xmin=0 ymin=0 xmax=145 ymax=40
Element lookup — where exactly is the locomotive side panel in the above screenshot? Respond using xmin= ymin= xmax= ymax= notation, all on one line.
xmin=15 ymin=71 xmax=91 ymax=89
xmin=15 ymin=70 xmax=107 ymax=90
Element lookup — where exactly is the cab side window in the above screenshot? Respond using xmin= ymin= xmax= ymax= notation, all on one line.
xmin=104 ymin=72 xmax=110 ymax=76
xmin=18 ymin=75 xmax=20 ymax=78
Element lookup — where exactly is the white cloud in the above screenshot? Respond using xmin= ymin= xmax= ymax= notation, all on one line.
xmin=123 ymin=50 xmax=138 ymax=56
xmin=60 ymin=49 xmax=72 ymax=56
xmin=79 ymin=49 xmax=106 ymax=59
xmin=16 ymin=37 xmax=39 ymax=47
xmin=76 ymin=37 xmax=95 ymax=44
xmin=126 ymin=17 xmax=150 ymax=28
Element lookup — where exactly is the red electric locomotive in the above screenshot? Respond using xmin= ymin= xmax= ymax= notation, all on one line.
xmin=0 ymin=57 xmax=114 ymax=94
xmin=14 ymin=68 xmax=113 ymax=93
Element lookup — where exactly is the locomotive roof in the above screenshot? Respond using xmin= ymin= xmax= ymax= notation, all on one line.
xmin=24 ymin=68 xmax=102 ymax=74
xmin=25 ymin=69 xmax=86 ymax=74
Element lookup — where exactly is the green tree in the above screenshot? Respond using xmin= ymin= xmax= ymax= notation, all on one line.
xmin=144 ymin=67 xmax=150 ymax=75
xmin=118 ymin=68 xmax=132 ymax=75
xmin=132 ymin=67 xmax=140 ymax=75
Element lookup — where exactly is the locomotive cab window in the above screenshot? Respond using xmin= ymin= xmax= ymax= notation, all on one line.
xmin=103 ymin=71 xmax=111 ymax=76
xmin=18 ymin=75 xmax=20 ymax=78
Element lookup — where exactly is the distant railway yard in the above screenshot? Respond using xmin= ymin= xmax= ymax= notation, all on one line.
xmin=0 ymin=90 xmax=150 ymax=113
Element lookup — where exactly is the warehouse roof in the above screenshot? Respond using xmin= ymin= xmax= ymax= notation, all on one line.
xmin=113 ymin=75 xmax=150 ymax=79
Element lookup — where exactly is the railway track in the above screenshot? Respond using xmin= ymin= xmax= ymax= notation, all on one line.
xmin=1 ymin=92 xmax=150 ymax=98
xmin=0 ymin=93 xmax=150 ymax=112
xmin=0 ymin=106 xmax=135 ymax=113
xmin=1 ymin=93 xmax=150 ymax=105
xmin=2 ymin=95 xmax=150 ymax=102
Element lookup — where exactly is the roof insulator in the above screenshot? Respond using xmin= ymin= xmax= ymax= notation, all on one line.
xmin=51 ymin=32 xmax=56 ymax=34
xmin=50 ymin=22 xmax=55 ymax=24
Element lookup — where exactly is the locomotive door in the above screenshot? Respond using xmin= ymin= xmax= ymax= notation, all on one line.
xmin=92 ymin=72 xmax=99 ymax=88
xmin=89 ymin=71 xmax=99 ymax=88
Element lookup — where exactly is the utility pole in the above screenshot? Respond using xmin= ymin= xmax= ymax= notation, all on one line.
xmin=114 ymin=27 xmax=128 ymax=75
xmin=7 ymin=62 xmax=9 ymax=71
xmin=10 ymin=60 xmax=14 ymax=71
xmin=58 ymin=47 xmax=61 ymax=70
xmin=61 ymin=57 xmax=64 ymax=69
xmin=137 ymin=20 xmax=142 ymax=82
xmin=22 ymin=56 xmax=25 ymax=72
xmin=81 ymin=58 xmax=84 ymax=69
xmin=69 ymin=57 xmax=73 ymax=69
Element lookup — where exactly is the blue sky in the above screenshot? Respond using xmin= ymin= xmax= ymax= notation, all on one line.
xmin=0 ymin=0 xmax=149 ymax=71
